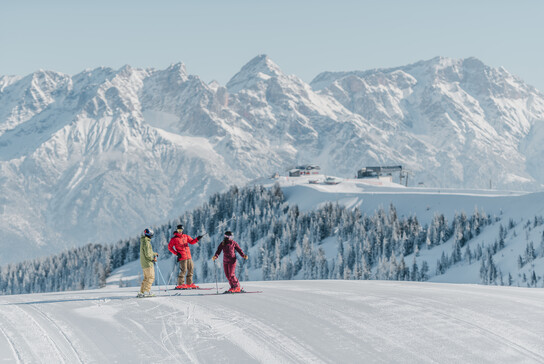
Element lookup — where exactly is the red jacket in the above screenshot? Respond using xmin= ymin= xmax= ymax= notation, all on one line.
xmin=168 ymin=232 xmax=198 ymax=260
xmin=214 ymin=238 xmax=245 ymax=264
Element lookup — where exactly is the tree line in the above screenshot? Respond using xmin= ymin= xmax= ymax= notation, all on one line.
xmin=2 ymin=183 xmax=542 ymax=295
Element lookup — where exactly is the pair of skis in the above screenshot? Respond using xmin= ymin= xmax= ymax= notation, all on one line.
xmin=168 ymin=287 xmax=214 ymax=296
xmin=189 ymin=289 xmax=263 ymax=296
xmin=137 ymin=290 xmax=262 ymax=298
xmin=167 ymin=286 xmax=262 ymax=296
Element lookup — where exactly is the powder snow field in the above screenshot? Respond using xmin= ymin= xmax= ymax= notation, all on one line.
xmin=0 ymin=280 xmax=543 ymax=363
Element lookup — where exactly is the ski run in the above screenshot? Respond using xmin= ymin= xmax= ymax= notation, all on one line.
xmin=1 ymin=280 xmax=543 ymax=363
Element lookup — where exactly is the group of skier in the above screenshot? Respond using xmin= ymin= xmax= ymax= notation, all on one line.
xmin=138 ymin=225 xmax=248 ymax=297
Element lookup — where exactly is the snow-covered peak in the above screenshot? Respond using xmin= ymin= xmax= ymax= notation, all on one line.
xmin=208 ymin=79 xmax=221 ymax=90
xmin=0 ymin=75 xmax=23 ymax=91
xmin=312 ymin=57 xmax=485 ymax=91
xmin=239 ymin=54 xmax=282 ymax=77
xmin=226 ymin=54 xmax=344 ymax=115
xmin=0 ymin=69 xmax=71 ymax=136
xmin=226 ymin=54 xmax=285 ymax=93
xmin=163 ymin=62 xmax=189 ymax=83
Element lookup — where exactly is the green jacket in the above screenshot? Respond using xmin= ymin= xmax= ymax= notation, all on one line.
xmin=140 ymin=236 xmax=158 ymax=269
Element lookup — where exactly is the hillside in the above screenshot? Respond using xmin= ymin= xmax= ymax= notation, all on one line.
xmin=1 ymin=280 xmax=543 ymax=363
xmin=2 ymin=56 xmax=544 ymax=264
xmin=272 ymin=176 xmax=544 ymax=286
xmin=3 ymin=179 xmax=544 ymax=296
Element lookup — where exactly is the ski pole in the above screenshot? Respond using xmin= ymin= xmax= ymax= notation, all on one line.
xmin=153 ymin=262 xmax=162 ymax=293
xmin=198 ymin=214 xmax=236 ymax=246
xmin=167 ymin=257 xmax=177 ymax=287
xmin=156 ymin=262 xmax=168 ymax=292
xmin=154 ymin=262 xmax=164 ymax=293
xmin=216 ymin=214 xmax=237 ymax=232
xmin=197 ymin=215 xmax=236 ymax=242
xmin=213 ymin=260 xmax=219 ymax=294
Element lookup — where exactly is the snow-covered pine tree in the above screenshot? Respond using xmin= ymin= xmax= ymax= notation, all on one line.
xmin=410 ymin=257 xmax=419 ymax=281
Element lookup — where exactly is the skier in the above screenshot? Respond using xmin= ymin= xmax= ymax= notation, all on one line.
xmin=212 ymin=231 xmax=248 ymax=293
xmin=138 ymin=228 xmax=159 ymax=298
xmin=168 ymin=224 xmax=202 ymax=289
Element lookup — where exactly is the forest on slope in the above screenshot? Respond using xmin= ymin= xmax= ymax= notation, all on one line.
xmin=2 ymin=183 xmax=544 ymax=295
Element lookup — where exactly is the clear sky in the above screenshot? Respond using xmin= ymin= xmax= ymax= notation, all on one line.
xmin=1 ymin=0 xmax=543 ymax=91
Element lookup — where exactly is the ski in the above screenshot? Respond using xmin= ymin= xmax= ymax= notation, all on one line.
xmin=189 ymin=290 xmax=263 ymax=296
xmin=168 ymin=287 xmax=215 ymax=291
xmin=167 ymin=288 xmax=223 ymax=296
xmin=136 ymin=294 xmax=157 ymax=298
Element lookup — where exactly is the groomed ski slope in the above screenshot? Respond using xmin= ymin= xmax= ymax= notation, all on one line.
xmin=1 ymin=280 xmax=543 ymax=363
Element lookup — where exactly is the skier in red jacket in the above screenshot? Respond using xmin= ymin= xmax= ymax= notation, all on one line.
xmin=212 ymin=231 xmax=248 ymax=293
xmin=168 ymin=224 xmax=202 ymax=289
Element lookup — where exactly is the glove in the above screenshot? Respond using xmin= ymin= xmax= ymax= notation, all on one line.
xmin=244 ymin=255 xmax=248 ymax=260
xmin=155 ymin=253 xmax=159 ymax=257
xmin=212 ymin=256 xmax=217 ymax=261
xmin=177 ymin=253 xmax=182 ymax=261
xmin=196 ymin=235 xmax=203 ymax=241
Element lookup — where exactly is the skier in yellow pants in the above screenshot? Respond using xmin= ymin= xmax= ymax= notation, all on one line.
xmin=138 ymin=228 xmax=158 ymax=298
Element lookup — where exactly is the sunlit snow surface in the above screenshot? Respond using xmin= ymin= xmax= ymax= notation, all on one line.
xmin=1 ymin=280 xmax=543 ymax=363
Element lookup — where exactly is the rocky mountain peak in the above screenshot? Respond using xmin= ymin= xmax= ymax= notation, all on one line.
xmin=226 ymin=54 xmax=284 ymax=92
xmin=165 ymin=62 xmax=188 ymax=82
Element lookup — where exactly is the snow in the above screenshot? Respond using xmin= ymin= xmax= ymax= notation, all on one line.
xmin=266 ymin=174 xmax=526 ymax=224
xmin=0 ymin=280 xmax=543 ymax=363
xmin=142 ymin=109 xmax=181 ymax=134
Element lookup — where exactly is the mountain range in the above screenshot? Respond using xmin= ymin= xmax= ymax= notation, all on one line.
xmin=1 ymin=55 xmax=544 ymax=264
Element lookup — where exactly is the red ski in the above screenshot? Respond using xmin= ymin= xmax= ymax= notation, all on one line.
xmin=195 ymin=290 xmax=263 ymax=296
xmin=223 ymin=289 xmax=263 ymax=294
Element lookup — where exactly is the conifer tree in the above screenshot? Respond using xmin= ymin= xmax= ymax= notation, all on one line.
xmin=410 ymin=257 xmax=419 ymax=281
xmin=531 ymin=270 xmax=537 ymax=287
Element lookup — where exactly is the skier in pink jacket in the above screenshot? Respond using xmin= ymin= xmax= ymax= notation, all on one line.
xmin=212 ymin=231 xmax=248 ymax=293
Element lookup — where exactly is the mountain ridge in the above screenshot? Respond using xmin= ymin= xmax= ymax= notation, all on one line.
xmin=1 ymin=55 xmax=544 ymax=264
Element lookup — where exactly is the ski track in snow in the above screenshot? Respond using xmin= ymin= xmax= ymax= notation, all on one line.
xmin=27 ymin=304 xmax=85 ymax=364
xmin=373 ymin=288 xmax=544 ymax=363
xmin=1 ymin=281 xmax=544 ymax=363
xmin=0 ymin=324 xmax=23 ymax=364
xmin=0 ymin=304 xmax=68 ymax=363
xmin=398 ymin=294 xmax=544 ymax=362
xmin=171 ymin=300 xmax=324 ymax=363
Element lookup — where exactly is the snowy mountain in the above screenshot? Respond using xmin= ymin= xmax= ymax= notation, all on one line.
xmin=1 ymin=280 xmax=543 ymax=363
xmin=312 ymin=57 xmax=544 ymax=189
xmin=2 ymin=56 xmax=544 ymax=264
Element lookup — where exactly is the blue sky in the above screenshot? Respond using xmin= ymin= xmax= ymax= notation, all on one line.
xmin=1 ymin=0 xmax=543 ymax=90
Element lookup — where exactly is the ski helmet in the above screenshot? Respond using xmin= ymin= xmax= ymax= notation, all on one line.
xmin=224 ymin=231 xmax=233 ymax=239
xmin=144 ymin=228 xmax=154 ymax=238
xmin=177 ymin=224 xmax=184 ymax=230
